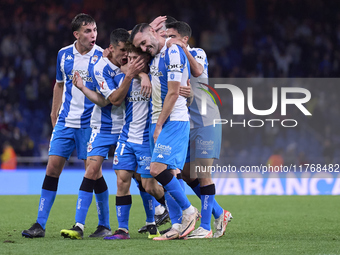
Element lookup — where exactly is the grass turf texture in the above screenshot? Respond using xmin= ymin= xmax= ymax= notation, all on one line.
xmin=0 ymin=195 xmax=339 ymax=255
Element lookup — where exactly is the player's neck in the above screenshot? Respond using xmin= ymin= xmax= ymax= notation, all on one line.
xmin=108 ymin=56 xmax=120 ymax=68
xmin=75 ymin=42 xmax=92 ymax=55
xmin=157 ymin=35 xmax=166 ymax=54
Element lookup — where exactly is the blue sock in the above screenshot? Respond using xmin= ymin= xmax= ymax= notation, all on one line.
xmin=200 ymin=184 xmax=215 ymax=231
xmin=189 ymin=179 xmax=223 ymax=219
xmin=140 ymin=191 xmax=155 ymax=223
xmin=135 ymin=178 xmax=155 ymax=223
xmin=155 ymin=170 xmax=191 ymax=210
xmin=116 ymin=195 xmax=132 ymax=230
xmin=75 ymin=177 xmax=96 ymax=225
xmin=36 ymin=175 xmax=59 ymax=229
xmin=154 ymin=200 xmax=161 ymax=208
xmin=75 ymin=190 xmax=93 ymax=225
xmin=94 ymin=177 xmax=110 ymax=229
xmin=36 ymin=189 xmax=57 ymax=229
xmin=177 ymin=173 xmax=185 ymax=192
xmin=165 ymin=192 xmax=182 ymax=224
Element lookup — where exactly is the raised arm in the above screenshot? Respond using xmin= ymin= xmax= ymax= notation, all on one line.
xmin=108 ymin=56 xmax=145 ymax=106
xmin=72 ymin=71 xmax=109 ymax=107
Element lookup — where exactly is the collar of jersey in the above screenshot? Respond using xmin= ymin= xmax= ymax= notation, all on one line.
xmin=102 ymin=57 xmax=120 ymax=73
xmin=72 ymin=41 xmax=97 ymax=56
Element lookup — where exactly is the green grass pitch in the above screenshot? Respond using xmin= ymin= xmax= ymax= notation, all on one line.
xmin=0 ymin=195 xmax=339 ymax=255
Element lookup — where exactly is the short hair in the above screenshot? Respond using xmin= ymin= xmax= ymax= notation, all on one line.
xmin=166 ymin=21 xmax=192 ymax=38
xmin=129 ymin=23 xmax=151 ymax=43
xmin=125 ymin=41 xmax=151 ymax=58
xmin=110 ymin=28 xmax=130 ymax=46
xmin=71 ymin=13 xmax=95 ymax=32
xmin=165 ymin=16 xmax=177 ymax=25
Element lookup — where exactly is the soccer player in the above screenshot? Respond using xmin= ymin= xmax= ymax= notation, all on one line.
xmin=104 ymin=44 xmax=166 ymax=240
xmin=22 ymin=13 xmax=106 ymax=238
xmin=130 ymin=23 xmax=200 ymax=240
xmin=59 ymin=29 xmax=147 ymax=239
xmin=166 ymin=21 xmax=232 ymax=238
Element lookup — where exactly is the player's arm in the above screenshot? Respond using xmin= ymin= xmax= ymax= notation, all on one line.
xmin=108 ymin=56 xmax=145 ymax=106
xmin=167 ymin=39 xmax=203 ymax=77
xmin=72 ymin=71 xmax=109 ymax=107
xmin=153 ymin=80 xmax=180 ymax=142
xmin=138 ymin=72 xmax=152 ymax=97
xmin=50 ymin=81 xmax=63 ymax=128
xmin=179 ymin=79 xmax=194 ymax=106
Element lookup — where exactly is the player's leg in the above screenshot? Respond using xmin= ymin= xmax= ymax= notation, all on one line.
xmin=61 ymin=130 xmax=113 ymax=239
xmin=90 ymin=133 xmax=119 ymax=237
xmin=22 ymin=125 xmax=75 ymax=238
xmin=150 ymin=121 xmax=199 ymax=239
xmin=105 ymin=169 xmax=133 ymax=240
xmin=105 ymin=142 xmax=135 ymax=240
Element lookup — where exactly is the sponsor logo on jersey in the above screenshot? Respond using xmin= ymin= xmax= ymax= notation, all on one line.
xmin=66 ymin=55 xmax=73 ymax=60
xmin=201 ymin=150 xmax=208 ymax=155
xmin=170 ymin=49 xmax=178 ymax=54
xmin=95 ymin=70 xmax=101 ymax=76
xmin=157 ymin=154 xmax=164 ymax=159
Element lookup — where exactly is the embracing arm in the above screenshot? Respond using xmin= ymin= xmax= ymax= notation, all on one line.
xmin=167 ymin=39 xmax=203 ymax=77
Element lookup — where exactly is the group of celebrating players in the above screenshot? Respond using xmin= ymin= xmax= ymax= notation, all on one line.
xmin=22 ymin=13 xmax=232 ymax=241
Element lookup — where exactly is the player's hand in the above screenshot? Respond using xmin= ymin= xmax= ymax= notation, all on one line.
xmin=179 ymin=79 xmax=192 ymax=98
xmin=153 ymin=125 xmax=162 ymax=143
xmin=140 ymin=74 xmax=152 ymax=98
xmin=166 ymin=38 xmax=185 ymax=49
xmin=149 ymin=16 xmax=167 ymax=32
xmin=126 ymin=56 xmax=145 ymax=79
xmin=103 ymin=48 xmax=111 ymax=58
xmin=72 ymin=71 xmax=84 ymax=91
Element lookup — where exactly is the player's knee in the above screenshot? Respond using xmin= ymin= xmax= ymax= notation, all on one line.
xmin=117 ymin=178 xmax=129 ymax=193
xmin=46 ymin=160 xmax=63 ymax=178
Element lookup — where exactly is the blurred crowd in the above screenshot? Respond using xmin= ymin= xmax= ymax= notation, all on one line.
xmin=0 ymin=0 xmax=339 ymax=167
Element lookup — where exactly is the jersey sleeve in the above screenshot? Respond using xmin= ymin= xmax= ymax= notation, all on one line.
xmin=93 ymin=64 xmax=117 ymax=99
xmin=165 ymin=45 xmax=186 ymax=82
xmin=55 ymin=51 xmax=64 ymax=83
xmin=191 ymin=48 xmax=207 ymax=68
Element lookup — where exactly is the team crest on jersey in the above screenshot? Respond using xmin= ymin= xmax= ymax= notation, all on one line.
xmin=161 ymin=52 xmax=165 ymax=58
xmin=87 ymin=143 xmax=93 ymax=152
xmin=113 ymin=155 xmax=119 ymax=165
xmin=92 ymin=55 xmax=98 ymax=64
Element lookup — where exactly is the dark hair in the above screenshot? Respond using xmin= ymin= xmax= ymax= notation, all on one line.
xmin=125 ymin=41 xmax=151 ymax=58
xmin=71 ymin=13 xmax=96 ymax=32
xmin=129 ymin=23 xmax=151 ymax=43
xmin=165 ymin=16 xmax=177 ymax=25
xmin=110 ymin=28 xmax=130 ymax=46
xmin=166 ymin=21 xmax=192 ymax=38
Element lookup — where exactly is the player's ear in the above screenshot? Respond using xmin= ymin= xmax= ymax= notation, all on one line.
xmin=73 ymin=31 xmax=79 ymax=40
xmin=183 ymin=36 xmax=189 ymax=43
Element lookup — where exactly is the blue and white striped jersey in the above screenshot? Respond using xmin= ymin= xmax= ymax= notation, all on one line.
xmin=56 ymin=41 xmax=103 ymax=128
xmin=116 ymin=74 xmax=151 ymax=145
xmin=149 ymin=41 xmax=190 ymax=124
xmin=187 ymin=46 xmax=220 ymax=128
xmin=90 ymin=57 xmax=124 ymax=134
